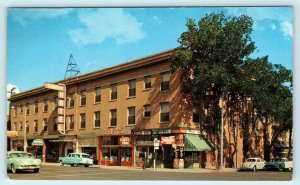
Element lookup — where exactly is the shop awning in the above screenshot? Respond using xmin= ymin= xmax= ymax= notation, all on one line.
xmin=184 ymin=134 xmax=215 ymax=152
xmin=32 ymin=139 xmax=43 ymax=146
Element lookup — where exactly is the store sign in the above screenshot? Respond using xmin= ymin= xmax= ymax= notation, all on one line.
xmin=45 ymin=83 xmax=65 ymax=91
xmin=44 ymin=82 xmax=65 ymax=134
xmin=32 ymin=139 xmax=43 ymax=146
xmin=136 ymin=141 xmax=153 ymax=145
xmin=161 ymin=136 xmax=175 ymax=144
xmin=119 ymin=137 xmax=131 ymax=145
xmin=58 ymin=116 xmax=64 ymax=123
xmin=103 ymin=128 xmax=124 ymax=135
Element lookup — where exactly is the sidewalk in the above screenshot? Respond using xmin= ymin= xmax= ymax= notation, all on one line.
xmin=41 ymin=162 xmax=238 ymax=173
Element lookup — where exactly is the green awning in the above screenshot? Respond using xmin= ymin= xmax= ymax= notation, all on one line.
xmin=184 ymin=134 xmax=215 ymax=151
xmin=32 ymin=139 xmax=43 ymax=146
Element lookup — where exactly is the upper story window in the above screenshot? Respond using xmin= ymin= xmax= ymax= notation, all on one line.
xmin=14 ymin=122 xmax=17 ymax=131
xmin=34 ymin=101 xmax=39 ymax=113
xmin=26 ymin=121 xmax=29 ymax=133
xmin=95 ymin=87 xmax=101 ymax=103
xmin=160 ymin=102 xmax=170 ymax=122
xmin=144 ymin=75 xmax=152 ymax=89
xmin=13 ymin=106 xmax=17 ymax=117
xmin=128 ymin=79 xmax=136 ymax=97
xmin=68 ymin=93 xmax=75 ymax=108
xmin=19 ymin=122 xmax=23 ymax=131
xmin=53 ymin=117 xmax=58 ymax=131
xmin=69 ymin=115 xmax=74 ymax=130
xmin=43 ymin=99 xmax=48 ymax=112
xmin=20 ymin=104 xmax=23 ymax=114
xmin=94 ymin=111 xmax=100 ymax=128
xmin=80 ymin=113 xmax=86 ymax=129
xmin=193 ymin=106 xmax=200 ymax=123
xmin=128 ymin=107 xmax=136 ymax=125
xmin=160 ymin=71 xmax=171 ymax=91
xmin=54 ymin=96 xmax=58 ymax=110
xmin=43 ymin=118 xmax=48 ymax=132
xmin=34 ymin=120 xmax=38 ymax=133
xmin=144 ymin=104 xmax=151 ymax=118
xmin=80 ymin=90 xmax=86 ymax=106
xmin=26 ymin=103 xmax=30 ymax=115
xmin=110 ymin=83 xmax=117 ymax=100
xmin=110 ymin=109 xmax=117 ymax=127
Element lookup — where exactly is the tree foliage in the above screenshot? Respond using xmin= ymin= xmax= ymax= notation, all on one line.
xmin=171 ymin=12 xmax=293 ymax=163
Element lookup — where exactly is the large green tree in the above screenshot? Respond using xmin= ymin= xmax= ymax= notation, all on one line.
xmin=171 ymin=12 xmax=292 ymax=166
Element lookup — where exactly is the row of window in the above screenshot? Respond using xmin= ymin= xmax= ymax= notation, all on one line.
xmin=12 ymin=72 xmax=171 ymax=117
xmin=12 ymin=103 xmax=201 ymax=133
xmin=69 ymin=72 xmax=170 ymax=107
xmin=12 ymin=102 xmax=171 ymax=132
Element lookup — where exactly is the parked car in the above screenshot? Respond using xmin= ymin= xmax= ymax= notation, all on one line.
xmin=240 ymin=157 xmax=265 ymax=171
xmin=264 ymin=158 xmax=293 ymax=171
xmin=7 ymin=151 xmax=42 ymax=174
xmin=58 ymin=153 xmax=93 ymax=167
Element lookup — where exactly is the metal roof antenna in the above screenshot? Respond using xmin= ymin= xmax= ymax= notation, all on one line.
xmin=64 ymin=54 xmax=81 ymax=79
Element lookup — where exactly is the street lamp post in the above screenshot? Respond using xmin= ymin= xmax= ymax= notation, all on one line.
xmin=24 ymin=110 xmax=27 ymax=152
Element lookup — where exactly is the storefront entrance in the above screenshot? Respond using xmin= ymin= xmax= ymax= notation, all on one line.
xmin=46 ymin=141 xmax=59 ymax=162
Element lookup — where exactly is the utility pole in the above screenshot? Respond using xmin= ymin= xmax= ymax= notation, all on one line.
xmin=24 ymin=110 xmax=27 ymax=152
xmin=219 ymin=97 xmax=224 ymax=170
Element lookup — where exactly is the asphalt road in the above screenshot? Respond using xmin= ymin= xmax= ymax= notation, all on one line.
xmin=7 ymin=165 xmax=292 ymax=181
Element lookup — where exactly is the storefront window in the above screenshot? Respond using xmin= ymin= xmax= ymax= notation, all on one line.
xmin=102 ymin=147 xmax=118 ymax=162
xmin=121 ymin=148 xmax=131 ymax=162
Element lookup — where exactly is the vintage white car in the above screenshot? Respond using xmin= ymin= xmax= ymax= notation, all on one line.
xmin=58 ymin=153 xmax=93 ymax=167
xmin=240 ymin=157 xmax=265 ymax=171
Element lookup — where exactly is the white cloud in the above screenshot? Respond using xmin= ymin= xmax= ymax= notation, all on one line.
xmin=226 ymin=7 xmax=292 ymax=38
xmin=271 ymin=24 xmax=277 ymax=30
xmin=7 ymin=84 xmax=20 ymax=99
xmin=280 ymin=21 xmax=293 ymax=39
xmin=152 ymin=16 xmax=162 ymax=24
xmin=68 ymin=9 xmax=146 ymax=46
xmin=9 ymin=8 xmax=73 ymax=26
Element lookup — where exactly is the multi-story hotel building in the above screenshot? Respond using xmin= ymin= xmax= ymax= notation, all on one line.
xmin=8 ymin=49 xmax=290 ymax=169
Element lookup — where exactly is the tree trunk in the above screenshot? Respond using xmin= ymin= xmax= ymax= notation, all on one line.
xmin=287 ymin=127 xmax=293 ymax=160
xmin=263 ymin=120 xmax=271 ymax=161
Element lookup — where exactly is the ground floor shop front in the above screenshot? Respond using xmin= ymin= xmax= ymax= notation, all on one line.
xmin=9 ymin=128 xmax=215 ymax=168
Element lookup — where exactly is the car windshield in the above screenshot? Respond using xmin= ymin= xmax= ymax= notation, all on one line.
xmin=246 ymin=159 xmax=256 ymax=162
xmin=82 ymin=154 xmax=90 ymax=158
xmin=9 ymin=153 xmax=33 ymax=158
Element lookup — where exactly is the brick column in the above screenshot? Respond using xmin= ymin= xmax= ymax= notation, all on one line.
xmin=42 ymin=140 xmax=47 ymax=162
xmin=97 ymin=136 xmax=102 ymax=165
xmin=131 ymin=134 xmax=135 ymax=167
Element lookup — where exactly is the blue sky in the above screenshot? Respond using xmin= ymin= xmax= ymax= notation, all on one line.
xmin=7 ymin=7 xmax=293 ymax=94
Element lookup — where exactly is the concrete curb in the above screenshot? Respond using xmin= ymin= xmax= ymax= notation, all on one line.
xmin=41 ymin=162 xmax=238 ymax=173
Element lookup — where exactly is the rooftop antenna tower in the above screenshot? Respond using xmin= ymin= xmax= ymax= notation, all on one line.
xmin=64 ymin=54 xmax=80 ymax=79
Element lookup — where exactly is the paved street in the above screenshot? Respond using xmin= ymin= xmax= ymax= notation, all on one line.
xmin=7 ymin=165 xmax=292 ymax=181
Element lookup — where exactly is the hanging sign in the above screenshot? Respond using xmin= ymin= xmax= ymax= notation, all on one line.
xmin=119 ymin=136 xmax=131 ymax=145
xmin=160 ymin=136 xmax=175 ymax=144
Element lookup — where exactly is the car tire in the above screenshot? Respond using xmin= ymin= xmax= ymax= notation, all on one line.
xmin=34 ymin=169 xmax=39 ymax=173
xmin=11 ymin=165 xmax=17 ymax=174
xmin=59 ymin=161 xmax=64 ymax=166
xmin=84 ymin=164 xmax=89 ymax=167
xmin=253 ymin=166 xmax=256 ymax=172
xmin=70 ymin=164 xmax=74 ymax=167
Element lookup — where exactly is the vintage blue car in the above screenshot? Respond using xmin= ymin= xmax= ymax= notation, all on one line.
xmin=7 ymin=151 xmax=41 ymax=173
xmin=58 ymin=153 xmax=93 ymax=167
